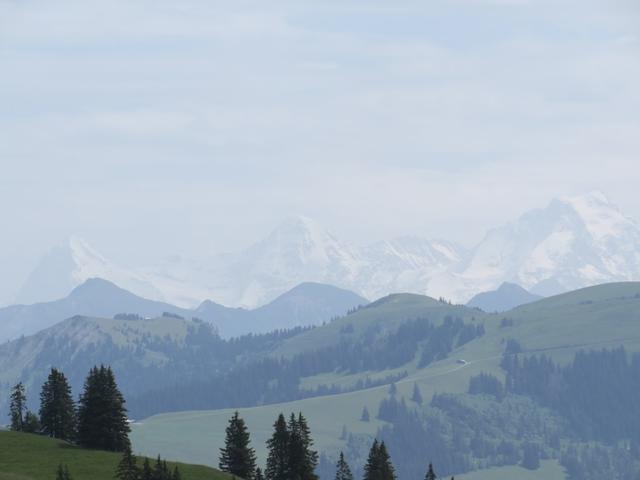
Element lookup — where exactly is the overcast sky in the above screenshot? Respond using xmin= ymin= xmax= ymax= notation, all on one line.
xmin=1 ymin=0 xmax=639 ymax=303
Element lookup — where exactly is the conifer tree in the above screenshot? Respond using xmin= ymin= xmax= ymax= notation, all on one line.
xmin=296 ymin=413 xmax=318 ymax=480
xmin=77 ymin=365 xmax=130 ymax=451
xmin=265 ymin=414 xmax=290 ymax=480
xmin=55 ymin=464 xmax=72 ymax=480
xmin=377 ymin=442 xmax=395 ymax=480
xmin=39 ymin=368 xmax=76 ymax=440
xmin=424 ymin=463 xmax=436 ymax=480
xmin=23 ymin=410 xmax=41 ymax=433
xmin=411 ymin=383 xmax=423 ymax=405
xmin=219 ymin=411 xmax=257 ymax=479
xmin=115 ymin=444 xmax=140 ymax=480
xmin=171 ymin=466 xmax=182 ymax=480
xmin=363 ymin=439 xmax=380 ymax=480
xmin=334 ymin=452 xmax=353 ymax=480
xmin=152 ymin=455 xmax=171 ymax=480
xmin=360 ymin=407 xmax=370 ymax=422
xmin=363 ymin=440 xmax=395 ymax=480
xmin=141 ymin=457 xmax=153 ymax=480
xmin=287 ymin=413 xmax=305 ymax=480
xmin=9 ymin=382 xmax=26 ymax=431
xmin=388 ymin=383 xmax=397 ymax=396
xmin=255 ymin=467 xmax=264 ymax=480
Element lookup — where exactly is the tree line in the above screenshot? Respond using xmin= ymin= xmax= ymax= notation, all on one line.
xmin=218 ymin=410 xmax=453 ymax=480
xmin=128 ymin=316 xmax=484 ymax=418
xmin=10 ymin=365 xmax=129 ymax=450
xmin=8 ymin=365 xmax=181 ymax=480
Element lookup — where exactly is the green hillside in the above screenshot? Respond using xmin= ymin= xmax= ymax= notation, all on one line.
xmin=0 ymin=431 xmax=228 ymax=480
xmin=131 ymin=283 xmax=640 ymax=480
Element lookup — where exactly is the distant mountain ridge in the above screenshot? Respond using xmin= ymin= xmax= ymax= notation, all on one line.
xmin=466 ymin=282 xmax=543 ymax=312
xmin=0 ymin=278 xmax=367 ymax=342
xmin=14 ymin=192 xmax=640 ymax=307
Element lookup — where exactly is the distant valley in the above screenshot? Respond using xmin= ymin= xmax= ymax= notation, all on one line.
xmin=2 ymin=281 xmax=639 ymax=480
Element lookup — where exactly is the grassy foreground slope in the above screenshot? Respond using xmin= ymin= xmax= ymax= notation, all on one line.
xmin=132 ymin=283 xmax=640 ymax=479
xmin=0 ymin=431 xmax=227 ymax=480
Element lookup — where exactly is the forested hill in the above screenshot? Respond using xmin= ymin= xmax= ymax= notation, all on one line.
xmin=128 ymin=282 xmax=640 ymax=480
xmin=0 ymin=277 xmax=367 ymax=342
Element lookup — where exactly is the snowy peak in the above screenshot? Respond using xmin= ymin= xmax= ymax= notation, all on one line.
xmin=15 ymin=236 xmax=167 ymax=307
xmin=15 ymin=193 xmax=640 ymax=309
xmin=560 ymin=191 xmax=638 ymax=242
xmin=457 ymin=192 xmax=640 ymax=298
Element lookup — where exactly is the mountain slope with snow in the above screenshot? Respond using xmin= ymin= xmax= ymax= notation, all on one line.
xmin=14 ymin=192 xmax=640 ymax=307
xmin=453 ymin=192 xmax=640 ymax=298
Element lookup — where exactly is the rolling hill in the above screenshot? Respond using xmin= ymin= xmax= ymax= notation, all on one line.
xmin=0 ymin=278 xmax=367 ymax=342
xmin=466 ymin=282 xmax=542 ymax=312
xmin=130 ymin=282 xmax=640 ymax=480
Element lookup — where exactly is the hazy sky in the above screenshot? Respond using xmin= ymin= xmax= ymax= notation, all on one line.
xmin=1 ymin=0 xmax=639 ymax=303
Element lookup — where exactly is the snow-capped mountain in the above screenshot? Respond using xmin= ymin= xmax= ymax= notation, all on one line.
xmin=15 ymin=236 xmax=166 ymax=305
xmin=451 ymin=191 xmax=640 ymax=297
xmin=14 ymin=192 xmax=640 ymax=307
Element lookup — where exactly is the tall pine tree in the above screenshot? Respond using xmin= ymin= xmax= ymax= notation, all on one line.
xmin=39 ymin=368 xmax=75 ymax=440
xmin=77 ymin=365 xmax=130 ymax=451
xmin=265 ymin=414 xmax=290 ymax=480
xmin=334 ymin=452 xmax=353 ymax=480
xmin=219 ymin=411 xmax=257 ymax=479
xmin=9 ymin=382 xmax=26 ymax=431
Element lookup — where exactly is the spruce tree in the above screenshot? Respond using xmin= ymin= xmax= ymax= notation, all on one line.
xmin=153 ymin=455 xmax=170 ymax=480
xmin=296 ymin=413 xmax=318 ymax=480
xmin=388 ymin=383 xmax=397 ymax=396
xmin=23 ymin=411 xmax=41 ymax=434
xmin=363 ymin=440 xmax=396 ymax=480
xmin=363 ymin=439 xmax=380 ymax=480
xmin=77 ymin=365 xmax=130 ymax=451
xmin=360 ymin=407 xmax=370 ymax=422
xmin=287 ymin=413 xmax=305 ymax=480
xmin=219 ymin=411 xmax=257 ymax=479
xmin=141 ymin=457 xmax=153 ymax=480
xmin=411 ymin=383 xmax=423 ymax=405
xmin=255 ymin=467 xmax=264 ymax=480
xmin=171 ymin=466 xmax=182 ymax=480
xmin=115 ymin=444 xmax=140 ymax=480
xmin=424 ymin=463 xmax=436 ymax=480
xmin=334 ymin=452 xmax=353 ymax=480
xmin=377 ymin=441 xmax=395 ymax=480
xmin=39 ymin=368 xmax=76 ymax=440
xmin=265 ymin=414 xmax=290 ymax=480
xmin=9 ymin=382 xmax=26 ymax=431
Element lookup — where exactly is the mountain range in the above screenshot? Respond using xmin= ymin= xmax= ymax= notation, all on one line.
xmin=0 ymin=278 xmax=367 ymax=342
xmin=13 ymin=191 xmax=640 ymax=308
